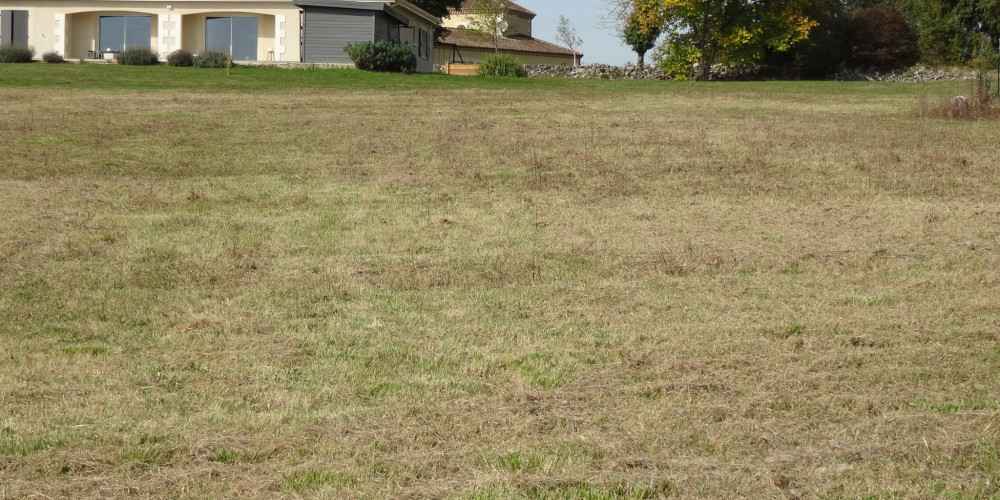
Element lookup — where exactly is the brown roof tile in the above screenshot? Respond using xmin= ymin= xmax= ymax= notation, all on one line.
xmin=448 ymin=0 xmax=536 ymax=19
xmin=437 ymin=28 xmax=582 ymax=59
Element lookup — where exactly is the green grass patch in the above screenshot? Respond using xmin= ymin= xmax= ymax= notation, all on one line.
xmin=0 ymin=62 xmax=969 ymax=96
xmin=279 ymin=469 xmax=355 ymax=492
xmin=0 ymin=436 xmax=65 ymax=456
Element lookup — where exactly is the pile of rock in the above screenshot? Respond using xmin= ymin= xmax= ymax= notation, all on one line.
xmin=700 ymin=64 xmax=776 ymax=81
xmin=833 ymin=64 xmax=976 ymax=82
xmin=438 ymin=61 xmax=983 ymax=82
xmin=522 ymin=63 xmax=790 ymax=81
xmin=524 ymin=63 xmax=668 ymax=80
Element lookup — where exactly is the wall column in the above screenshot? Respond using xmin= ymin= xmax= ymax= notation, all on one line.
xmin=274 ymin=14 xmax=286 ymax=61
xmin=54 ymin=13 xmax=66 ymax=56
xmin=158 ymin=13 xmax=180 ymax=57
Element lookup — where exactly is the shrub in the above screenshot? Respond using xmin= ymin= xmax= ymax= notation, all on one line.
xmin=848 ymin=6 xmax=918 ymax=70
xmin=117 ymin=47 xmax=160 ymax=66
xmin=0 ymin=45 xmax=35 ymax=63
xmin=167 ymin=49 xmax=194 ymax=67
xmin=344 ymin=40 xmax=416 ymax=73
xmin=476 ymin=53 xmax=527 ymax=78
xmin=919 ymin=91 xmax=1000 ymax=120
xmin=42 ymin=51 xmax=65 ymax=64
xmin=193 ymin=50 xmax=230 ymax=69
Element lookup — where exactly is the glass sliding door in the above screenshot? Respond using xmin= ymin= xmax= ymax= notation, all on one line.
xmin=205 ymin=16 xmax=258 ymax=61
xmin=231 ymin=17 xmax=258 ymax=61
xmin=205 ymin=17 xmax=231 ymax=54
xmin=99 ymin=16 xmax=125 ymax=52
xmin=99 ymin=15 xmax=151 ymax=52
xmin=125 ymin=16 xmax=152 ymax=50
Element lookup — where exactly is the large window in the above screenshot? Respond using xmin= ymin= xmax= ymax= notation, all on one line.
xmin=99 ymin=15 xmax=151 ymax=52
xmin=206 ymin=16 xmax=258 ymax=61
xmin=418 ymin=29 xmax=428 ymax=59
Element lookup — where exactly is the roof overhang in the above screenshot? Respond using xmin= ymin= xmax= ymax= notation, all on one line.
xmin=437 ymin=42 xmax=582 ymax=59
xmin=388 ymin=0 xmax=441 ymax=26
xmin=293 ymin=0 xmax=409 ymax=24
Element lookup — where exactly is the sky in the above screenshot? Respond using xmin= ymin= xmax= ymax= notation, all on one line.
xmin=515 ymin=0 xmax=636 ymax=66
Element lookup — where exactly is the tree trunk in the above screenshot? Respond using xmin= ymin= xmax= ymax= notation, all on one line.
xmin=637 ymin=52 xmax=645 ymax=69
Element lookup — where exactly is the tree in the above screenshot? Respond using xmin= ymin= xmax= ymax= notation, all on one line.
xmin=622 ymin=0 xmax=662 ymax=68
xmin=888 ymin=0 xmax=1000 ymax=64
xmin=556 ymin=16 xmax=585 ymax=66
xmin=651 ymin=0 xmax=819 ymax=80
xmin=766 ymin=0 xmax=857 ymax=79
xmin=408 ymin=0 xmax=463 ymax=20
xmin=848 ymin=5 xmax=918 ymax=69
xmin=409 ymin=0 xmax=464 ymax=40
xmin=469 ymin=0 xmax=509 ymax=53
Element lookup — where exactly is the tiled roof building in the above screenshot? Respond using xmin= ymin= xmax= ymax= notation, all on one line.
xmin=434 ymin=0 xmax=581 ymax=66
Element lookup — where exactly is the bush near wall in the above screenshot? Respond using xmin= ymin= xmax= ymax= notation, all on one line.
xmin=117 ymin=47 xmax=160 ymax=66
xmin=477 ymin=53 xmax=527 ymax=78
xmin=42 ymin=51 xmax=65 ymax=63
xmin=167 ymin=49 xmax=194 ymax=67
xmin=344 ymin=41 xmax=416 ymax=73
xmin=193 ymin=51 xmax=230 ymax=69
xmin=0 ymin=45 xmax=35 ymax=63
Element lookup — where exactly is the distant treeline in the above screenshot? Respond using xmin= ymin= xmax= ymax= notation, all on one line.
xmin=614 ymin=0 xmax=1000 ymax=79
xmin=773 ymin=0 xmax=1000 ymax=77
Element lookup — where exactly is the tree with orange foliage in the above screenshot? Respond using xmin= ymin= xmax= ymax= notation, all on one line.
xmin=623 ymin=0 xmax=663 ymax=68
xmin=605 ymin=0 xmax=817 ymax=80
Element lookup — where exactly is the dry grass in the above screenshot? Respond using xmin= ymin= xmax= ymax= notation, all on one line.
xmin=919 ymin=71 xmax=1000 ymax=120
xmin=1 ymin=78 xmax=1000 ymax=499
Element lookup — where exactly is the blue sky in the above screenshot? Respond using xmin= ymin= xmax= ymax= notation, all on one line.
xmin=515 ymin=0 xmax=636 ymax=66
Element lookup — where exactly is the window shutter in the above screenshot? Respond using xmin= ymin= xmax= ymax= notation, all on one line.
xmin=11 ymin=10 xmax=27 ymax=47
xmin=1 ymin=10 xmax=14 ymax=47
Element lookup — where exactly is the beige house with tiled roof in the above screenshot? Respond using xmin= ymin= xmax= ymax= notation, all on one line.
xmin=434 ymin=0 xmax=581 ymax=66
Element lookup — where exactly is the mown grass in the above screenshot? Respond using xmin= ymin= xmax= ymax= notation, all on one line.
xmin=0 ymin=61 xmax=969 ymax=96
xmin=1 ymin=64 xmax=999 ymax=498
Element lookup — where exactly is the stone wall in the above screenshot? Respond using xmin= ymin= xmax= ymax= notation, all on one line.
xmin=832 ymin=64 xmax=979 ymax=82
xmin=516 ymin=62 xmax=983 ymax=83
xmin=524 ymin=64 xmax=668 ymax=80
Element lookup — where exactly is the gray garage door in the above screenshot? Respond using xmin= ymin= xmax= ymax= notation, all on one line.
xmin=302 ymin=7 xmax=372 ymax=64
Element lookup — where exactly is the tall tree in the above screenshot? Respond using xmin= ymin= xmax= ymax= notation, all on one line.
xmin=469 ymin=0 xmax=509 ymax=52
xmin=622 ymin=0 xmax=662 ymax=68
xmin=409 ymin=0 xmax=464 ymax=40
xmin=848 ymin=5 xmax=919 ymax=68
xmin=889 ymin=0 xmax=1000 ymax=64
xmin=408 ymin=0 xmax=464 ymax=20
xmin=556 ymin=15 xmax=585 ymax=66
xmin=652 ymin=0 xmax=818 ymax=80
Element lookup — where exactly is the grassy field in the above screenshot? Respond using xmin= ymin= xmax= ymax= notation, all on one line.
xmin=1 ymin=64 xmax=999 ymax=499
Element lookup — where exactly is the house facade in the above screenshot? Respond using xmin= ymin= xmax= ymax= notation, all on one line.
xmin=0 ymin=0 xmax=438 ymax=71
xmin=433 ymin=0 xmax=581 ymax=67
